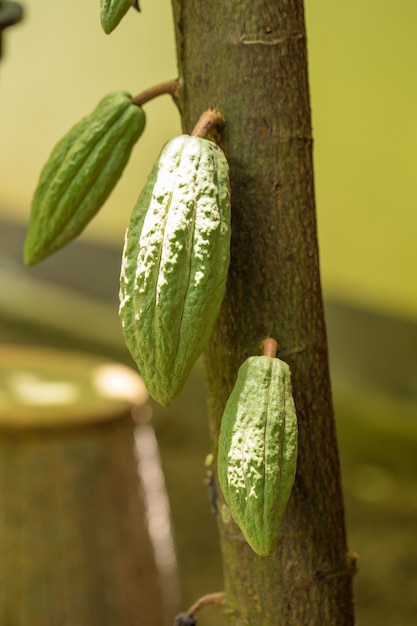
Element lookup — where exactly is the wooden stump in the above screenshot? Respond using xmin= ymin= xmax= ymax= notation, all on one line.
xmin=0 ymin=345 xmax=166 ymax=626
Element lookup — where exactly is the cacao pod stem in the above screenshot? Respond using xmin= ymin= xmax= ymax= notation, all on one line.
xmin=131 ymin=79 xmax=179 ymax=107
xmin=191 ymin=109 xmax=225 ymax=139
xmin=262 ymin=337 xmax=278 ymax=358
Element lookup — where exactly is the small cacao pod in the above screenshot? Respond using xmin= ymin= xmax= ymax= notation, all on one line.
xmin=119 ymin=134 xmax=231 ymax=406
xmin=217 ymin=354 xmax=298 ymax=556
xmin=100 ymin=0 xmax=136 ymax=34
xmin=24 ymin=91 xmax=145 ymax=266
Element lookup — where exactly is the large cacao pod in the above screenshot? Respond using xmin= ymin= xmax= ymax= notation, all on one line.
xmin=217 ymin=354 xmax=298 ymax=556
xmin=100 ymin=0 xmax=136 ymax=34
xmin=24 ymin=92 xmax=145 ymax=266
xmin=119 ymin=134 xmax=231 ymax=406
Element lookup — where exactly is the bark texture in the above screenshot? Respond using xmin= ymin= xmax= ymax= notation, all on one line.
xmin=170 ymin=1 xmax=356 ymax=624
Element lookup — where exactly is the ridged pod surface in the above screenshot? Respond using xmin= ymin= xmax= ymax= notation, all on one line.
xmin=100 ymin=0 xmax=136 ymax=34
xmin=24 ymin=92 xmax=145 ymax=266
xmin=119 ymin=134 xmax=231 ymax=406
xmin=217 ymin=355 xmax=298 ymax=556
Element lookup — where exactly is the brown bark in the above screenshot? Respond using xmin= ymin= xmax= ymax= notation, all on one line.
xmin=170 ymin=1 xmax=356 ymax=624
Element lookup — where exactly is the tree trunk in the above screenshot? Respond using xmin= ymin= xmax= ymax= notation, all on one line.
xmin=170 ymin=1 xmax=356 ymax=624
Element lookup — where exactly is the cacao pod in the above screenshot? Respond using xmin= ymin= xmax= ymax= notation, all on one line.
xmin=24 ymin=91 xmax=145 ymax=266
xmin=100 ymin=0 xmax=136 ymax=34
xmin=217 ymin=354 xmax=298 ymax=556
xmin=119 ymin=134 xmax=231 ymax=406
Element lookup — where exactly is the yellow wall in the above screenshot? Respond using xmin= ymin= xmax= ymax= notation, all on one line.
xmin=0 ymin=0 xmax=180 ymax=246
xmin=306 ymin=1 xmax=417 ymax=321
xmin=1 ymin=0 xmax=416 ymax=320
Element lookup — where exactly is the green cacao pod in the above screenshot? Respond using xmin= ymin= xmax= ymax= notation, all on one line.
xmin=24 ymin=91 xmax=145 ymax=266
xmin=217 ymin=354 xmax=298 ymax=556
xmin=119 ymin=134 xmax=231 ymax=406
xmin=100 ymin=0 xmax=136 ymax=34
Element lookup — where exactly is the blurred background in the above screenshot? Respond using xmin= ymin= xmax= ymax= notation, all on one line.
xmin=0 ymin=1 xmax=416 ymax=625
